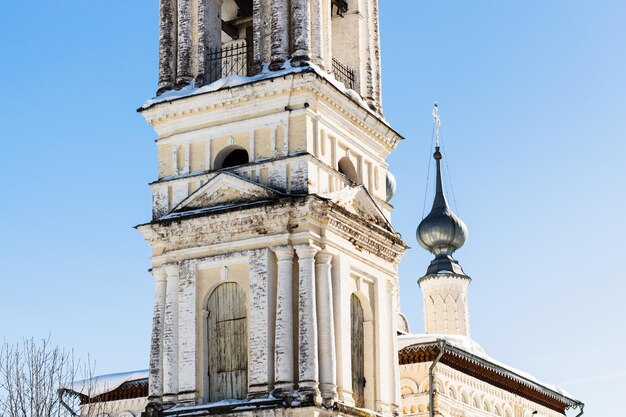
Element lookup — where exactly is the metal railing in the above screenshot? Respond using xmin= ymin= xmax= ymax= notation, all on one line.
xmin=205 ymin=44 xmax=357 ymax=93
xmin=332 ymin=57 xmax=356 ymax=90
xmin=207 ymin=41 xmax=252 ymax=83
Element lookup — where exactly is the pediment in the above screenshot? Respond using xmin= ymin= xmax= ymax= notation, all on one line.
xmin=170 ymin=172 xmax=281 ymax=214
xmin=324 ymin=186 xmax=394 ymax=232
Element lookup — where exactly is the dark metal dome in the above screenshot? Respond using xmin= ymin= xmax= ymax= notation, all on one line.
xmin=386 ymin=170 xmax=397 ymax=202
xmin=417 ymin=146 xmax=468 ymax=276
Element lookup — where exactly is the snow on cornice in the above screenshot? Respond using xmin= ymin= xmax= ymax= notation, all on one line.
xmin=141 ymin=61 xmax=371 ymax=112
xmin=398 ymin=334 xmax=580 ymax=406
xmin=64 ymin=369 xmax=148 ymax=397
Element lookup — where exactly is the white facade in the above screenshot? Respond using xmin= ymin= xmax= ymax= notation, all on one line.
xmin=139 ymin=2 xmax=407 ymax=411
xmin=69 ymin=2 xmax=583 ymax=417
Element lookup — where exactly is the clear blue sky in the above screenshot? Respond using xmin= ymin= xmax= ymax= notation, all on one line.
xmin=1 ymin=1 xmax=624 ymax=415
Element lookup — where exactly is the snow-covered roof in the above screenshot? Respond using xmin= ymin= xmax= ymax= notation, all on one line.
xmin=398 ymin=334 xmax=580 ymax=407
xmin=65 ymin=369 xmax=148 ymax=398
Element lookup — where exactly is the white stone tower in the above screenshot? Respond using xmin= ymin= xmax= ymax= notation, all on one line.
xmin=416 ymin=107 xmax=471 ymax=337
xmin=137 ymin=1 xmax=407 ymax=417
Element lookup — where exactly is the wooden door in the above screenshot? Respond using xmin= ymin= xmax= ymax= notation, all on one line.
xmin=351 ymin=294 xmax=365 ymax=408
xmin=207 ymin=283 xmax=248 ymax=401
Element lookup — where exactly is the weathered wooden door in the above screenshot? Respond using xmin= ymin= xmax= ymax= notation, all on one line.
xmin=351 ymin=294 xmax=365 ymax=408
xmin=207 ymin=283 xmax=248 ymax=401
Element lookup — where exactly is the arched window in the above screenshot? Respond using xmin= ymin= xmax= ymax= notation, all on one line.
xmin=214 ymin=145 xmax=249 ymax=170
xmin=351 ymin=294 xmax=365 ymax=408
xmin=338 ymin=157 xmax=359 ymax=183
xmin=207 ymin=282 xmax=248 ymax=401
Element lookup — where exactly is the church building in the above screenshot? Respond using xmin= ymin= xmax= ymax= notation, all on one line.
xmin=60 ymin=1 xmax=584 ymax=417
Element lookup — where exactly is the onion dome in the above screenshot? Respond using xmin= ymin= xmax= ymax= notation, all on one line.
xmin=417 ymin=146 xmax=468 ymax=276
xmin=386 ymin=171 xmax=397 ymax=202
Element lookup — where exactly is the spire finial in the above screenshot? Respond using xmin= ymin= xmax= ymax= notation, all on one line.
xmin=432 ymin=102 xmax=441 ymax=147
xmin=417 ymin=104 xmax=469 ymax=277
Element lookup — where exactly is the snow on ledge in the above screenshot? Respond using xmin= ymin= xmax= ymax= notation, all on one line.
xmin=66 ymin=369 xmax=148 ymax=397
xmin=141 ymin=61 xmax=369 ymax=111
xmin=398 ymin=334 xmax=575 ymax=400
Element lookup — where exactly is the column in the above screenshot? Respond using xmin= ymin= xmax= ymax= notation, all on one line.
xmin=176 ymin=0 xmax=193 ymax=87
xmin=148 ymin=267 xmax=167 ymax=400
xmin=248 ymin=250 xmax=271 ymax=398
xmin=158 ymin=0 xmax=177 ymax=95
xmin=163 ymin=263 xmax=179 ymax=402
xmin=368 ymin=0 xmax=382 ymax=111
xmin=310 ymin=0 xmax=323 ymax=66
xmin=334 ymin=255 xmax=353 ymax=403
xmin=270 ymin=0 xmax=289 ymax=70
xmin=177 ymin=261 xmax=197 ymax=404
xmin=272 ymin=246 xmax=295 ymax=397
xmin=315 ymin=252 xmax=337 ymax=406
xmin=311 ymin=0 xmax=331 ymax=69
xmin=295 ymin=245 xmax=320 ymax=400
xmin=252 ymin=0 xmax=263 ymax=72
xmin=197 ymin=0 xmax=223 ymax=85
xmin=291 ymin=0 xmax=310 ymax=65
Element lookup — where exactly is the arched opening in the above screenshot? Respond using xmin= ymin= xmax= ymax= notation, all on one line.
xmin=214 ymin=145 xmax=249 ymax=170
xmin=351 ymin=294 xmax=365 ymax=408
xmin=222 ymin=149 xmax=249 ymax=168
xmin=206 ymin=282 xmax=248 ymax=401
xmin=338 ymin=157 xmax=359 ymax=183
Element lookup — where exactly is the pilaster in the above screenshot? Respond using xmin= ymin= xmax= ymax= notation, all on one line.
xmin=163 ymin=263 xmax=180 ymax=402
xmin=149 ymin=267 xmax=168 ymax=400
xmin=177 ymin=260 xmax=198 ymax=404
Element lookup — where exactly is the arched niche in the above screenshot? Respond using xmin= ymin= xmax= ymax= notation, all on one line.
xmin=214 ymin=145 xmax=249 ymax=170
xmin=400 ymin=378 xmax=418 ymax=396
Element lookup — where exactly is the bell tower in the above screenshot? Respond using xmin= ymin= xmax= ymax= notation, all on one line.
xmin=138 ymin=1 xmax=405 ymax=417
xmin=157 ymin=0 xmax=383 ymax=112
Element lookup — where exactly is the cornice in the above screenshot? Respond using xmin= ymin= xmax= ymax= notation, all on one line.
xmin=138 ymin=194 xmax=406 ymax=265
xmin=398 ymin=343 xmax=581 ymax=413
xmin=139 ymin=71 xmax=402 ymax=151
